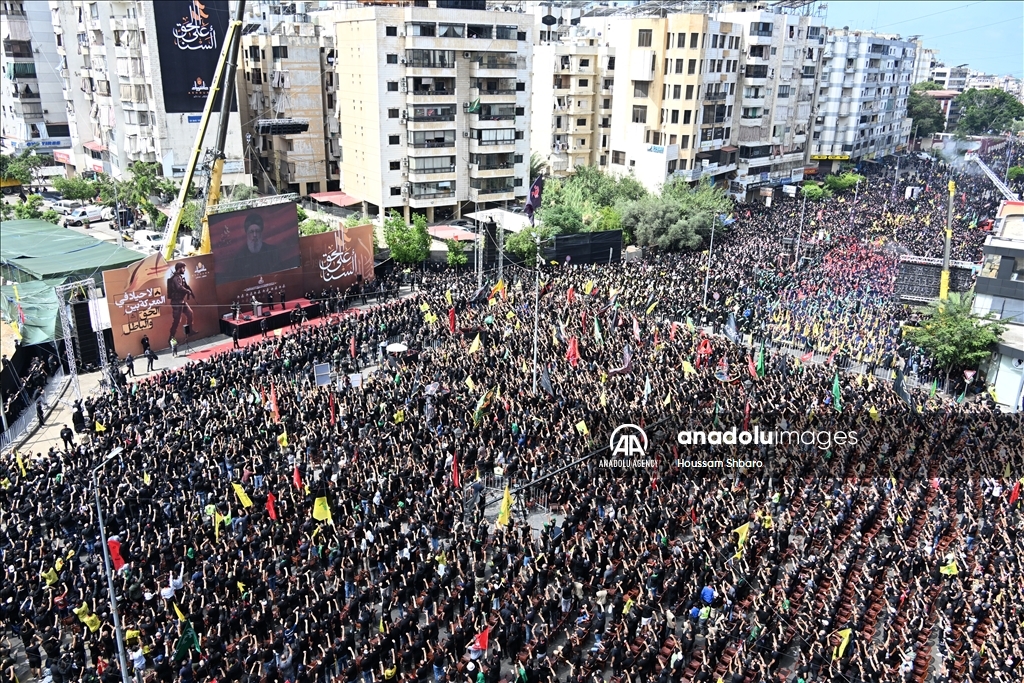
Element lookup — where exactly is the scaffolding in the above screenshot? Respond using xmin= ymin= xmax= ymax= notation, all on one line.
xmin=53 ymin=279 xmax=109 ymax=402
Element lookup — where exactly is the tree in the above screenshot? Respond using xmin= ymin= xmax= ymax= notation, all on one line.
xmin=0 ymin=202 xmax=12 ymax=221
xmin=529 ymin=152 xmax=545 ymax=182
xmin=800 ymin=183 xmax=832 ymax=202
xmin=228 ymin=184 xmax=258 ymax=201
xmin=588 ymin=206 xmax=622 ymax=233
xmin=622 ymin=196 xmax=704 ymax=251
xmin=1007 ymin=167 xmax=1024 ymax=182
xmin=911 ymin=81 xmax=944 ymax=93
xmin=905 ymin=290 xmax=1007 ymax=382
xmin=296 ymin=206 xmax=308 ymax=223
xmin=505 ymin=224 xmax=557 ymax=267
xmin=444 ymin=238 xmax=468 ymax=268
xmin=538 ymin=204 xmax=584 ymax=234
xmin=299 ymin=219 xmax=331 ymax=236
xmin=823 ymin=172 xmax=864 ymax=193
xmin=13 ymin=194 xmax=45 ymax=220
xmin=383 ymin=210 xmax=429 ymax=264
xmin=907 ymin=88 xmax=945 ymax=137
xmin=53 ymin=176 xmax=99 ymax=201
xmin=0 ymin=151 xmax=39 ymax=186
xmin=41 ymin=208 xmax=61 ymax=224
xmin=955 ymin=88 xmax=1024 ymax=135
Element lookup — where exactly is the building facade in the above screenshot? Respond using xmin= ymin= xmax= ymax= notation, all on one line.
xmin=810 ymin=29 xmax=914 ymax=172
xmin=964 ymin=71 xmax=1023 ymax=100
xmin=581 ymin=12 xmax=741 ymax=193
xmin=322 ymin=0 xmax=533 ymax=222
xmin=48 ymin=0 xmax=248 ymax=187
xmin=716 ymin=6 xmax=824 ymax=199
xmin=239 ymin=1 xmax=339 ymax=196
xmin=908 ymin=39 xmax=937 ymax=85
xmin=1 ymin=0 xmax=72 ymax=156
xmin=929 ymin=62 xmax=968 ymax=91
xmin=530 ymin=26 xmax=614 ymax=178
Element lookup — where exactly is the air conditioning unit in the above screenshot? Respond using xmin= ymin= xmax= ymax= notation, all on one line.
xmin=401 ymin=158 xmax=408 ymax=167
xmin=463 ymin=102 xmax=469 ymax=110
xmin=463 ymin=52 xmax=471 ymax=59
xmin=399 ymin=32 xmax=405 ymax=38
xmin=401 ymin=111 xmax=407 ymax=119
xmin=463 ymin=131 xmax=470 ymax=137
xmin=400 ymin=58 xmax=406 ymax=64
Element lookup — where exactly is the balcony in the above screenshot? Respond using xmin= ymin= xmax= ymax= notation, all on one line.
xmin=409 ymin=165 xmax=456 ymax=179
xmin=471 ymin=162 xmax=515 ymax=178
xmin=471 ymin=57 xmax=517 ymax=75
xmin=408 ymin=113 xmax=455 ymax=123
xmin=469 ymin=186 xmax=515 ymax=202
xmin=471 ymin=87 xmax=517 ymax=103
xmin=111 ymin=16 xmax=138 ymax=31
xmin=409 ymin=139 xmax=456 ymax=150
xmin=10 ymin=87 xmax=41 ymax=100
xmin=704 ymin=92 xmax=727 ymax=101
xmin=409 ymin=190 xmax=457 ymax=208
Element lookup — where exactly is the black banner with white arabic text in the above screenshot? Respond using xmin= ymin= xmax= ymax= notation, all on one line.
xmin=152 ymin=0 xmax=233 ymax=113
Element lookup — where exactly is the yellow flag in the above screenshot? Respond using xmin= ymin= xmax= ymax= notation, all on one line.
xmin=1003 ymin=462 xmax=1011 ymax=479
xmin=143 ymin=471 xmax=151 ymax=485
xmin=939 ymin=561 xmax=959 ymax=575
xmin=663 ymin=392 xmax=671 ymax=406
xmin=445 ymin=289 xmax=452 ymax=306
xmin=575 ymin=421 xmax=589 ymax=435
xmin=469 ymin=334 xmax=482 ymax=354
xmin=277 ymin=430 xmax=289 ymax=448
xmin=95 ymin=421 xmax=106 ymax=432
xmin=393 ymin=409 xmax=405 ymax=424
xmin=600 ymin=391 xmax=607 ymax=407
xmin=506 ymin=310 xmax=516 ymax=319
xmin=488 ymin=298 xmax=496 ymax=307
xmin=496 ymin=485 xmax=513 ymax=527
xmin=83 ymin=613 xmax=101 ymax=632
xmin=734 ymin=522 xmax=750 ymax=548
xmin=232 ymin=483 xmax=253 ymax=508
xmin=313 ymin=496 xmax=333 ymax=524
xmin=682 ymin=361 xmax=696 ymax=377
xmin=832 ymin=628 xmax=852 ymax=660
xmin=419 ymin=302 xmax=431 ymax=312
xmin=868 ymin=406 xmax=879 ymax=422
xmin=237 ymin=581 xmax=246 ymax=594
xmin=16 ymin=452 xmax=26 ymax=477
xmin=174 ymin=603 xmax=187 ymax=622
xmin=646 ymin=301 xmax=657 ymax=315
xmin=583 ymin=280 xmax=594 ymax=295
xmin=466 ymin=376 xmax=476 ymax=392
xmin=521 ymin=362 xmax=528 ymax=374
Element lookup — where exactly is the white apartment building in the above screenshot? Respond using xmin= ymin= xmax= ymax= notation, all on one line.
xmin=908 ymin=39 xmax=938 ymax=85
xmin=239 ymin=1 xmax=339 ymax=196
xmin=810 ymin=29 xmax=914 ymax=172
xmin=929 ymin=62 xmax=968 ymax=92
xmin=530 ymin=26 xmax=614 ymax=178
xmin=964 ymin=71 xmax=1023 ymax=100
xmin=48 ymin=0 xmax=249 ymax=188
xmin=1 ymin=0 xmax=72 ymax=156
xmin=581 ymin=11 xmax=742 ymax=193
xmin=322 ymin=0 xmax=533 ymax=223
xmin=716 ymin=5 xmax=824 ymax=199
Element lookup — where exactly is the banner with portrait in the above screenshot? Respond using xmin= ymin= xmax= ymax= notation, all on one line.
xmin=209 ymin=203 xmax=301 ymax=286
xmin=300 ymin=224 xmax=376 ymax=293
xmin=153 ymin=0 xmax=232 ymax=113
xmin=103 ymin=253 xmax=219 ymax=356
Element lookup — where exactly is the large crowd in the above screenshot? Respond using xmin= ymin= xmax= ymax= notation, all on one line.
xmin=1 ymin=151 xmax=1022 ymax=683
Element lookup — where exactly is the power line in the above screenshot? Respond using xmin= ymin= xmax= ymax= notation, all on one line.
xmin=871 ymin=2 xmax=985 ymax=30
xmin=924 ymin=17 xmax=1022 ymax=42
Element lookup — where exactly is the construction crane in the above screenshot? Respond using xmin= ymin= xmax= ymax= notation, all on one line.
xmin=964 ymin=151 xmax=1020 ymax=202
xmin=161 ymin=0 xmax=247 ymax=261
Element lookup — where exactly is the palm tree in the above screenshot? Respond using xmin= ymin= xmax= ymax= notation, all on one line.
xmin=529 ymin=152 xmax=546 ymax=182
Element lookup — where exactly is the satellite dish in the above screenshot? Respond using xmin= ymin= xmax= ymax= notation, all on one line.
xmin=541 ymin=14 xmax=557 ymax=25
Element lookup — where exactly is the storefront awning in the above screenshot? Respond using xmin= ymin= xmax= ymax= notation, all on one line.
xmin=83 ymin=140 xmax=107 ymax=152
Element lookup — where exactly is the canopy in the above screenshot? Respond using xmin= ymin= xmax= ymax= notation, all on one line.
xmin=0 ymin=219 xmax=143 ymax=283
xmin=309 ymin=191 xmax=361 ymax=208
xmin=464 ymin=209 xmax=532 ymax=234
xmin=429 ymin=225 xmax=477 ymax=241
xmin=0 ymin=278 xmax=65 ymax=345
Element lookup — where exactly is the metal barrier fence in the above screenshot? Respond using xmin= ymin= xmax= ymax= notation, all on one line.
xmin=1 ymin=367 xmax=67 ymax=453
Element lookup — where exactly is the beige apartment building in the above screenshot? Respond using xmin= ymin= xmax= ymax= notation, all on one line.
xmin=581 ymin=12 xmax=742 ymax=192
xmin=239 ymin=2 xmax=339 ymax=196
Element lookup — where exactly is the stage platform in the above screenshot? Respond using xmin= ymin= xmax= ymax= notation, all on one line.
xmin=220 ymin=298 xmax=322 ymax=338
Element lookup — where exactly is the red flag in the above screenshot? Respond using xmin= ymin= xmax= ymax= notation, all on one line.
xmin=293 ymin=466 xmax=302 ymax=490
xmin=266 ymin=491 xmax=278 ymax=520
xmin=747 ymin=356 xmax=758 ymax=379
xmin=581 ymin=310 xmax=587 ymax=331
xmin=670 ymin=322 xmax=677 ymax=342
xmin=452 ymin=454 xmax=460 ymax=488
xmin=690 ymin=508 xmax=698 ymax=525
xmin=566 ymin=337 xmax=580 ymax=367
xmin=350 ymin=334 xmax=356 ymax=358
xmin=632 ymin=315 xmax=641 ymax=342
xmin=653 ymin=327 xmax=659 ymax=347
xmin=107 ymin=539 xmax=125 ymax=571
xmin=566 ymin=286 xmax=575 ymax=303
xmin=329 ymin=393 xmax=336 ymax=426
xmin=270 ymin=383 xmax=280 ymax=423
xmin=472 ymin=627 xmax=490 ymax=651
xmin=799 ymin=351 xmax=813 ymax=363
xmin=1010 ymin=480 xmax=1021 ymax=505
xmin=261 ymin=387 xmax=266 ymax=406
xmin=743 ymin=401 xmax=751 ymax=431
xmin=448 ymin=308 xmax=456 ymax=334
xmin=827 ymin=348 xmax=838 ymax=365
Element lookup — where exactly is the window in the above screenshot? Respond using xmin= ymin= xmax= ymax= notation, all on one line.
xmin=750 ymin=22 xmax=772 ymax=36
xmin=516 ymin=82 xmax=526 ymax=91
xmin=385 ymin=26 xmax=398 ymax=36
xmin=667 ymin=160 xmax=677 ymax=173
xmin=637 ymin=29 xmax=652 ymax=47
xmin=612 ymin=150 xmax=625 ymax=164
xmin=777 ymin=85 xmax=790 ymax=98
xmin=577 ymin=118 xmax=586 ymax=126
xmin=410 ymin=23 xmax=437 ymax=37
xmin=390 ymin=161 xmax=401 ymax=170
xmin=671 ymin=85 xmax=680 ymax=99
xmin=580 ymin=58 xmax=590 ymax=68
xmin=742 ymin=107 xmax=762 ymax=119
xmin=386 ymin=54 xmax=398 ymax=64
xmin=467 ymin=24 xmax=493 ymax=39
xmin=602 ymin=98 xmax=610 ymax=109
xmin=406 ymin=50 xmax=455 ymax=68
xmin=680 ymin=135 xmax=689 ymax=149
xmin=673 ymin=59 xmax=683 ymax=74
xmin=633 ymin=81 xmax=649 ymax=98
xmin=671 ymin=110 xmax=679 ymax=124
xmin=631 ymin=106 xmax=647 ymax=123
xmin=684 ymin=110 xmax=692 ymax=124
xmin=387 ymin=81 xmax=399 ymax=92
xmin=745 ymin=65 xmax=769 ymax=78
xmin=496 ymin=26 xmax=517 ymax=40
xmin=388 ymin=108 xmax=400 ymax=119
xmin=388 ymin=135 xmax=401 ymax=145
xmin=607 ymin=57 xmax=615 ymax=70
xmin=439 ymin=23 xmax=464 ymax=38
xmin=685 ymin=85 xmax=694 ymax=99
xmin=391 ymin=187 xmax=402 ymax=196
xmin=410 ymin=156 xmax=456 ymax=172
xmin=578 ymin=79 xmax=589 ymax=87
xmin=600 ymin=155 xmax=607 ymax=165
xmin=690 ymin=32 xmax=699 ymax=48
xmin=688 ymin=59 xmax=696 ymax=74
xmin=409 ymin=130 xmax=457 ymax=147
xmin=808 ymin=26 xmax=821 ymax=39
xmin=473 ymin=128 xmax=516 ymax=144
xmin=272 ymin=46 xmax=288 ymax=59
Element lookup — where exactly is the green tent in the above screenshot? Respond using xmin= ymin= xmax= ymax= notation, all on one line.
xmin=0 ymin=219 xmax=143 ymax=284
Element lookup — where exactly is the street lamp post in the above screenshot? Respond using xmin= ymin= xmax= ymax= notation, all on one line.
xmin=92 ymin=447 xmax=130 ymax=683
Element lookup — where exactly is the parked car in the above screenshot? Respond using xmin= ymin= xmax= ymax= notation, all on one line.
xmin=133 ymin=229 xmax=164 ymax=251
xmin=52 ymin=199 xmax=85 ymax=215
xmin=64 ymin=205 xmax=104 ymax=226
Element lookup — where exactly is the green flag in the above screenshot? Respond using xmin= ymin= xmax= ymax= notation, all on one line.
xmin=832 ymin=374 xmax=842 ymax=412
xmin=929 ymin=379 xmax=937 ymax=397
xmin=173 ymin=620 xmax=201 ymax=662
xmin=713 ymin=401 xmax=720 ymax=428
xmin=957 ymin=389 xmax=966 ymax=404
xmin=467 ymin=98 xmax=481 ymax=113
xmin=756 ymin=341 xmax=765 ymax=378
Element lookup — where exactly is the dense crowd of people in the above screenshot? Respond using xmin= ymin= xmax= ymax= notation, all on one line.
xmin=1 ymin=151 xmax=1022 ymax=683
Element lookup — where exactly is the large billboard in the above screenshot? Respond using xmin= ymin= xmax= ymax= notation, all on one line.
xmin=209 ymin=203 xmax=301 ymax=285
xmin=103 ymin=253 xmax=220 ymax=356
xmin=153 ymin=0 xmax=232 ymax=113
xmin=300 ymin=224 xmax=376 ymax=294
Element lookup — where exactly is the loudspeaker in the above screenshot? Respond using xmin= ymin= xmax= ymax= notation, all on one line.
xmin=183 ymin=324 xmax=192 ymax=336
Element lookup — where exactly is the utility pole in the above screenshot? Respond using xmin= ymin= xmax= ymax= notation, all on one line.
xmin=93 ymin=448 xmax=129 ymax=683
xmin=940 ymin=179 xmax=954 ymax=300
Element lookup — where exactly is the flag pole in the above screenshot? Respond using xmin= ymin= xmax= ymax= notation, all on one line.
xmin=701 ymin=213 xmax=717 ymax=308
xmin=92 ymin=447 xmax=130 ymax=683
xmin=532 ymin=233 xmax=541 ymax=395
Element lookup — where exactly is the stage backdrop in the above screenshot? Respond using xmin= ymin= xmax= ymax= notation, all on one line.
xmin=300 ymin=224 xmax=376 ymax=293
xmin=103 ymin=253 xmax=219 ymax=356
xmin=210 ymin=203 xmax=301 ymax=284
xmin=153 ymin=0 xmax=233 ymax=113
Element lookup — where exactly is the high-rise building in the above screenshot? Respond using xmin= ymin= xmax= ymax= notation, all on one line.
xmin=1 ymin=1 xmax=72 ymax=156
xmin=580 ymin=11 xmax=742 ymax=192
xmin=715 ymin=5 xmax=825 ymax=199
xmin=929 ymin=62 xmax=968 ymax=92
xmin=48 ymin=0 xmax=249 ymax=188
xmin=810 ymin=29 xmax=914 ymax=172
xmin=321 ymin=0 xmax=534 ymax=222
xmin=964 ymin=71 xmax=1023 ymax=100
xmin=239 ymin=1 xmax=339 ymax=196
xmin=530 ymin=25 xmax=614 ymax=177
xmin=908 ymin=38 xmax=938 ymax=85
